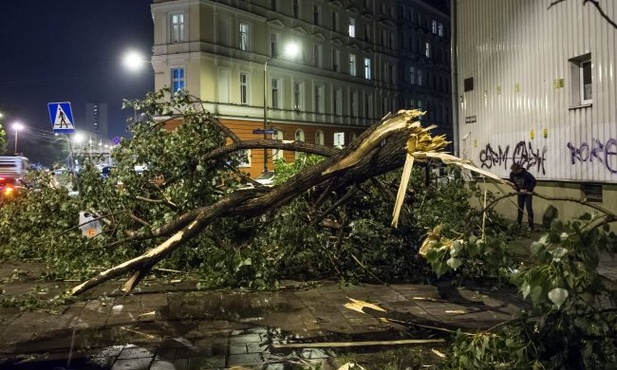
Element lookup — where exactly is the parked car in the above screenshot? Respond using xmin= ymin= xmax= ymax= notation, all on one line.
xmin=243 ymin=171 xmax=276 ymax=188
xmin=255 ymin=171 xmax=276 ymax=186
xmin=0 ymin=156 xmax=30 ymax=200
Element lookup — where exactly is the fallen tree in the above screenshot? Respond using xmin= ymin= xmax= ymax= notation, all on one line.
xmin=71 ymin=109 xmax=440 ymax=295
xmin=68 ymin=88 xmax=509 ymax=296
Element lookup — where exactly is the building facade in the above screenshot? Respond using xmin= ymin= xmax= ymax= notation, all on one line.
xmin=85 ymin=102 xmax=109 ymax=139
xmin=151 ymin=0 xmax=451 ymax=177
xmin=455 ymin=0 xmax=617 ymax=221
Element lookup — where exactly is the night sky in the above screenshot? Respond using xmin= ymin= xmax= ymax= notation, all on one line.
xmin=0 ymin=0 xmax=154 ymax=166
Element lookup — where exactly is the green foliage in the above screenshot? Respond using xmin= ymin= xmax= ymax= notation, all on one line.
xmin=441 ymin=214 xmax=617 ymax=370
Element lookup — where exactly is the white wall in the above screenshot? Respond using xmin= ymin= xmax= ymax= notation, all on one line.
xmin=456 ymin=0 xmax=617 ymax=183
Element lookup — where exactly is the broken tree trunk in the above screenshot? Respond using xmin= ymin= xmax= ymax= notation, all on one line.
xmin=70 ymin=110 xmax=426 ymax=296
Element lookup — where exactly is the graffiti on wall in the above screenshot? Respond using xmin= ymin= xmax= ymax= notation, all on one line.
xmin=479 ymin=141 xmax=547 ymax=174
xmin=566 ymin=138 xmax=617 ymax=174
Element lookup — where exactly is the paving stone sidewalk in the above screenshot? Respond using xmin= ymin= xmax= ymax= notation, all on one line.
xmin=0 ymin=251 xmax=614 ymax=369
xmin=0 ymin=273 xmax=528 ymax=370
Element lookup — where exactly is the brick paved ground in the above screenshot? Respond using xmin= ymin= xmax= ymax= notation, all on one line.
xmin=0 ymin=250 xmax=614 ymax=369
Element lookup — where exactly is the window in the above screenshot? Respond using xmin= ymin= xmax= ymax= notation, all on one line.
xmin=438 ymin=22 xmax=444 ymax=37
xmin=170 ymin=13 xmax=185 ymax=43
xmin=348 ymin=17 xmax=356 ymax=38
xmin=315 ymin=130 xmax=325 ymax=145
xmin=315 ymin=85 xmax=324 ymax=113
xmin=364 ymin=24 xmax=371 ymax=41
xmin=239 ymin=22 xmax=250 ymax=51
xmin=581 ymin=183 xmax=602 ymax=202
xmin=334 ymin=88 xmax=343 ymax=116
xmin=271 ymin=78 xmax=280 ymax=109
xmin=332 ymin=11 xmax=338 ymax=31
xmin=270 ymin=33 xmax=280 ymax=56
xmin=432 ymin=20 xmax=437 ymax=34
xmin=171 ymin=67 xmax=185 ymax=92
xmin=364 ymin=93 xmax=371 ymax=118
xmin=425 ymin=41 xmax=431 ymax=58
xmin=313 ymin=5 xmax=321 ymax=25
xmin=217 ymin=17 xmax=231 ymax=46
xmin=409 ymin=66 xmax=415 ymax=84
xmin=364 ymin=57 xmax=371 ymax=80
xmin=334 ymin=132 xmax=345 ymax=148
xmin=294 ymin=82 xmax=304 ymax=110
xmin=295 ymin=129 xmax=305 ymax=159
xmin=349 ymin=54 xmax=357 ymax=76
xmin=273 ymin=130 xmax=285 ymax=160
xmin=333 ymin=49 xmax=340 ymax=72
xmin=237 ymin=149 xmax=251 ymax=167
xmin=350 ymin=90 xmax=358 ymax=116
xmin=313 ymin=43 xmax=323 ymax=67
xmin=417 ymin=69 xmax=423 ymax=86
xmin=293 ymin=0 xmax=300 ymax=18
xmin=271 ymin=0 xmax=278 ymax=11
xmin=239 ymin=72 xmax=249 ymax=104
xmin=570 ymin=54 xmax=592 ymax=106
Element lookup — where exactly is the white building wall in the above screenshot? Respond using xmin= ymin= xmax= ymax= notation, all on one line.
xmin=457 ymin=0 xmax=617 ymax=183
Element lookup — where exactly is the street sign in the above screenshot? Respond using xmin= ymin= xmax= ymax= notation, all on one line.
xmin=252 ymin=129 xmax=277 ymax=135
xmin=48 ymin=102 xmax=76 ymax=133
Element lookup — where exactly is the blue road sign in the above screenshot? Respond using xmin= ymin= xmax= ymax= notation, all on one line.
xmin=253 ymin=129 xmax=277 ymax=135
xmin=48 ymin=102 xmax=76 ymax=134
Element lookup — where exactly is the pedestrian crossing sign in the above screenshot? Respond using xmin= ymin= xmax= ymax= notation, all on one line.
xmin=48 ymin=102 xmax=76 ymax=133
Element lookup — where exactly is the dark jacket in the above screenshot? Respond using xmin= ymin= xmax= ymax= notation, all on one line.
xmin=510 ymin=168 xmax=536 ymax=192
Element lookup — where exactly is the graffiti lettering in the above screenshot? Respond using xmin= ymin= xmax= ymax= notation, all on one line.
xmin=479 ymin=141 xmax=547 ymax=174
xmin=567 ymin=138 xmax=617 ymax=174
xmin=478 ymin=144 xmax=509 ymax=170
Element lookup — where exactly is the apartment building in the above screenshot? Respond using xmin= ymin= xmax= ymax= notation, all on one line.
xmin=151 ymin=0 xmax=451 ymax=177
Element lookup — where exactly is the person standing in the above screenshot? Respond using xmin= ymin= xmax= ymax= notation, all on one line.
xmin=509 ymin=163 xmax=536 ymax=231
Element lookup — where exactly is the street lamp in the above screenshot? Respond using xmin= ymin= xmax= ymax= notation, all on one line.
xmin=263 ymin=42 xmax=300 ymax=172
xmin=122 ymin=49 xmax=150 ymax=72
xmin=12 ymin=122 xmax=24 ymax=155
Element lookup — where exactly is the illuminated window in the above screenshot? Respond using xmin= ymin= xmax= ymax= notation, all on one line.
xmin=239 ymin=22 xmax=250 ymax=51
xmin=171 ymin=67 xmax=185 ymax=92
xmin=364 ymin=57 xmax=371 ymax=80
xmin=170 ymin=13 xmax=185 ymax=43
xmin=348 ymin=17 xmax=356 ymax=38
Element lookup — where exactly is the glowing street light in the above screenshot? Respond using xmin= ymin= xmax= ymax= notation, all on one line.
xmin=12 ymin=122 xmax=24 ymax=154
xmin=122 ymin=49 xmax=150 ymax=72
xmin=263 ymin=42 xmax=300 ymax=172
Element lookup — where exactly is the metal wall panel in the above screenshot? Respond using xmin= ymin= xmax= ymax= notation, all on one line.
xmin=456 ymin=0 xmax=617 ymax=183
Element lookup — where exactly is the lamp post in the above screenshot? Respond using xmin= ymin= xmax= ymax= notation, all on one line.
xmin=263 ymin=42 xmax=300 ymax=172
xmin=12 ymin=122 xmax=24 ymax=155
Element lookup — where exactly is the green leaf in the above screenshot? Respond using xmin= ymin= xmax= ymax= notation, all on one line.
xmin=547 ymin=287 xmax=569 ymax=309
xmin=521 ymin=281 xmax=531 ymax=299
xmin=446 ymin=257 xmax=462 ymax=270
